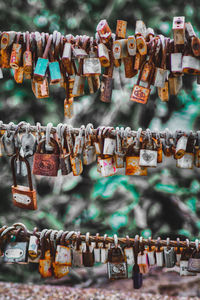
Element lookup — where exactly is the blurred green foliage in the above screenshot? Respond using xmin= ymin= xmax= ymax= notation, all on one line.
xmin=0 ymin=0 xmax=200 ymax=284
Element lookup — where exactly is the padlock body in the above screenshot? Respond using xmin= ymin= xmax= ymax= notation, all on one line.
xmin=103 ymin=138 xmax=116 ymax=155
xmin=87 ymin=75 xmax=100 ymax=94
xmin=171 ymin=53 xmax=182 ymax=72
xmin=173 ymin=16 xmax=185 ymax=45
xmin=83 ymin=146 xmax=96 ymax=165
xmin=83 ymin=251 xmax=94 ymax=267
xmin=55 ymin=245 xmax=71 ymax=266
xmin=136 ymin=36 xmax=147 ymax=56
xmin=34 ymin=58 xmax=48 ymax=80
xmin=115 ymin=154 xmax=124 ymax=169
xmin=113 ymin=39 xmax=128 ymax=60
xmin=49 ymin=61 xmax=62 ymax=84
xmin=147 ymin=250 xmax=155 ymax=266
xmin=83 ymin=58 xmax=101 ymax=75
xmin=33 ymin=153 xmax=59 ymax=176
xmin=116 ymin=20 xmax=127 ymax=39
xmin=14 ymin=67 xmax=23 ymax=84
xmin=100 ymin=75 xmax=113 ymax=103
xmin=154 ymin=68 xmax=167 ymax=88
xmin=130 ymin=84 xmax=150 ymax=104
xmin=126 ymin=156 xmax=147 ymax=175
xmin=164 ymin=247 xmax=176 ymax=268
xmin=176 ymin=153 xmax=194 ymax=169
xmin=32 ymin=78 xmax=49 ymax=99
xmin=53 ymin=263 xmax=69 ymax=278
xmin=72 ymin=75 xmax=85 ymax=97
xmin=60 ymin=153 xmax=72 ymax=175
xmin=123 ymin=56 xmax=137 ymax=78
xmin=10 ymin=43 xmax=22 ymax=69
xmin=98 ymin=43 xmax=110 ymax=67
xmin=139 ymin=150 xmax=158 ymax=167
xmin=188 ymin=258 xmax=200 ymax=273
xmin=101 ymin=248 xmax=108 ymax=263
xmin=107 ymin=262 xmax=127 ymax=279
xmin=70 ymin=156 xmax=83 ymax=176
xmin=64 ymin=97 xmax=74 ymax=119
xmin=28 ymin=236 xmax=39 ymax=258
xmin=124 ymin=247 xmax=134 ymax=265
xmin=180 ymin=260 xmax=196 ymax=276
xmin=182 ymin=55 xmax=200 ymax=75
xmin=158 ymin=81 xmax=169 ymax=102
xmin=12 ymin=185 xmax=37 ymax=210
xmin=23 ymin=50 xmax=32 ymax=74
xmin=156 ymin=251 xmax=164 ymax=267
xmin=72 ymin=249 xmax=83 ymax=267
xmin=4 ymin=242 xmax=27 ymax=263
xmin=169 ymin=76 xmax=182 ymax=95
xmin=39 ymin=259 xmax=52 ymax=278
xmin=100 ymin=157 xmax=117 ymax=177
xmin=127 ymin=36 xmax=136 ymax=56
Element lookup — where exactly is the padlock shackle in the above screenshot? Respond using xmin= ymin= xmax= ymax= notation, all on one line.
xmin=43 ymin=34 xmax=52 ymax=59
xmin=11 ymin=154 xmax=33 ymax=191
xmin=36 ymin=137 xmax=60 ymax=154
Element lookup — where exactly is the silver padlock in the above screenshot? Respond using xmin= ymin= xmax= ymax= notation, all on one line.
xmin=127 ymin=36 xmax=136 ymax=56
xmin=115 ymin=127 xmax=125 ymax=169
xmin=101 ymin=234 xmax=109 ymax=264
xmin=74 ymin=126 xmax=85 ymax=156
xmin=4 ymin=242 xmax=28 ymax=264
xmin=100 ymin=156 xmax=117 ymax=177
xmin=171 ymin=53 xmax=182 ymax=72
xmin=139 ymin=129 xmax=158 ymax=168
xmin=83 ymin=57 xmax=101 ymax=76
xmin=124 ymin=236 xmax=134 ymax=265
xmin=28 ymin=235 xmax=39 ymax=258
xmin=72 ymin=232 xmax=83 ymax=267
xmin=180 ymin=239 xmax=196 ymax=276
xmin=147 ymin=238 xmax=155 ymax=266
xmin=182 ymin=55 xmax=200 ymax=74
xmin=188 ymin=239 xmax=200 ymax=273
xmin=156 ymin=237 xmax=164 ymax=267
xmin=103 ymin=127 xmax=116 ymax=156
xmin=83 ymin=124 xmax=96 ymax=165
xmin=175 ymin=134 xmax=187 ymax=159
xmin=164 ymin=238 xmax=176 ymax=268
xmin=2 ymin=126 xmax=15 ymax=156
xmin=93 ymin=233 xmax=101 ymax=263
xmin=21 ymin=124 xmax=36 ymax=157
xmin=173 ymin=16 xmax=185 ymax=46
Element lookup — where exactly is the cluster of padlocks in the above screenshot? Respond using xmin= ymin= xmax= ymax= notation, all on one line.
xmin=0 ymin=122 xmax=199 ymax=210
xmin=0 ymin=17 xmax=199 ymax=117
xmin=1 ymin=224 xmax=200 ymax=288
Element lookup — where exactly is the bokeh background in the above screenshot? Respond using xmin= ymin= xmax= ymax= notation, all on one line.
xmin=0 ymin=0 xmax=200 ymax=291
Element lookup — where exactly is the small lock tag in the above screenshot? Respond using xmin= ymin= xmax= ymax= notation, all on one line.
xmin=4 ymin=242 xmax=28 ymax=264
xmin=127 ymin=36 xmax=136 ymax=56
xmin=173 ymin=16 xmax=185 ymax=45
xmin=28 ymin=235 xmax=39 ymax=258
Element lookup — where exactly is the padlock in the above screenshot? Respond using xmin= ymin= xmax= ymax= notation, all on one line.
xmin=115 ymin=128 xmax=125 ymax=169
xmin=123 ymin=56 xmax=137 ymax=78
xmin=174 ymin=134 xmax=187 ymax=159
xmin=21 ymin=128 xmax=36 ymax=158
xmin=23 ymin=32 xmax=32 ymax=76
xmin=173 ymin=16 xmax=185 ymax=45
xmin=28 ymin=250 xmax=41 ymax=263
xmin=83 ymin=124 xmax=96 ymax=165
xmin=53 ymin=263 xmax=69 ymax=279
xmin=74 ymin=126 xmax=85 ymax=156
xmin=154 ymin=131 xmax=162 ymax=163
xmin=32 ymin=78 xmax=49 ymax=99
xmin=153 ymin=35 xmax=168 ymax=88
xmin=33 ymin=137 xmax=60 ymax=177
xmin=188 ymin=239 xmax=200 ymax=273
xmin=127 ymin=36 xmax=136 ymax=56
xmin=98 ymin=43 xmax=110 ymax=67
xmin=83 ymin=57 xmax=101 ymax=76
xmin=182 ymin=55 xmax=200 ymax=75
xmin=55 ymin=245 xmax=72 ymax=266
xmin=107 ymin=234 xmax=127 ymax=280
xmin=171 ymin=53 xmax=182 ymax=73
xmin=138 ymin=237 xmax=149 ymax=274
xmin=93 ymin=233 xmax=101 ymax=263
xmin=96 ymin=19 xmax=112 ymax=43
xmin=164 ymin=238 xmax=176 ymax=268
xmin=101 ymin=234 xmax=109 ymax=264
xmin=113 ymin=39 xmax=128 ymax=60
xmin=34 ymin=34 xmax=52 ymax=82
xmin=180 ymin=239 xmax=196 ymax=276
xmin=169 ymin=75 xmax=182 ymax=95
xmin=116 ymin=20 xmax=127 ymax=39
xmin=72 ymin=60 xmax=85 ymax=97
xmin=125 ymin=132 xmax=148 ymax=176
xmin=147 ymin=238 xmax=155 ymax=266
xmin=10 ymin=33 xmax=22 ymax=69
xmin=62 ymin=42 xmax=73 ymax=75
xmin=100 ymin=74 xmax=113 ymax=103
xmin=191 ymin=37 xmax=200 ymax=57
xmin=154 ymin=68 xmax=167 ymax=88
xmin=64 ymin=97 xmax=74 ymax=119
xmin=48 ymin=50 xmax=62 ymax=85
xmin=132 ymin=236 xmax=143 ymax=289
xmin=87 ymin=75 xmax=100 ymax=94
xmin=72 ymin=232 xmax=83 ymax=267
xmin=175 ymin=238 xmax=182 ymax=266
xmin=83 ymin=232 xmax=94 ymax=267
xmin=158 ymin=81 xmax=169 ymax=102
xmin=185 ymin=22 xmax=196 ymax=40
xmin=162 ymin=130 xmax=173 ymax=157
xmin=4 ymin=242 xmax=28 ymax=264
xmin=28 ymin=235 xmax=39 ymax=258
xmin=14 ymin=67 xmax=24 ymax=84
xmin=136 ymin=35 xmax=147 ymax=56
xmin=124 ymin=236 xmax=134 ymax=265
xmin=155 ymin=238 xmax=164 ymax=267
xmin=39 ymin=232 xmax=53 ymax=278
xmin=176 ymin=134 xmax=194 ymax=169
xmin=194 ymin=131 xmax=200 ymax=168
xmin=130 ymin=62 xmax=152 ymax=104
xmin=11 ymin=155 xmax=37 ymax=210
xmin=2 ymin=130 xmax=15 ymax=156
xmin=139 ymin=130 xmax=158 ymax=168
xmin=100 ymin=156 xmax=117 ymax=177
xmin=70 ymin=156 xmax=83 ymax=176
xmin=135 ymin=20 xmax=147 ymax=37
xmin=103 ymin=129 xmax=116 ymax=156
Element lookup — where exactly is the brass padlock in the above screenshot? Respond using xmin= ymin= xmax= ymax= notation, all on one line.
xmin=113 ymin=39 xmax=128 ymax=60
xmin=11 ymin=154 xmax=37 ymax=210
xmin=116 ymin=20 xmax=127 ymax=39
xmin=23 ymin=32 xmax=32 ymax=76
xmin=125 ymin=129 xmax=147 ymax=176
xmin=83 ymin=232 xmax=94 ymax=267
xmin=98 ymin=43 xmax=110 ymax=67
xmin=10 ymin=32 xmax=22 ymax=69
xmin=33 ymin=137 xmax=60 ymax=177
xmin=158 ymin=81 xmax=169 ymax=102
xmin=107 ymin=234 xmax=127 ymax=280
xmin=31 ymin=77 xmax=49 ymax=99
xmin=130 ymin=62 xmax=152 ymax=104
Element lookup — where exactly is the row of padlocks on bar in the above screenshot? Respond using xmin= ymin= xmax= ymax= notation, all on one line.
xmin=0 ymin=17 xmax=200 ymax=117
xmin=0 ymin=122 xmax=199 ymax=210
xmin=1 ymin=224 xmax=200 ymax=289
